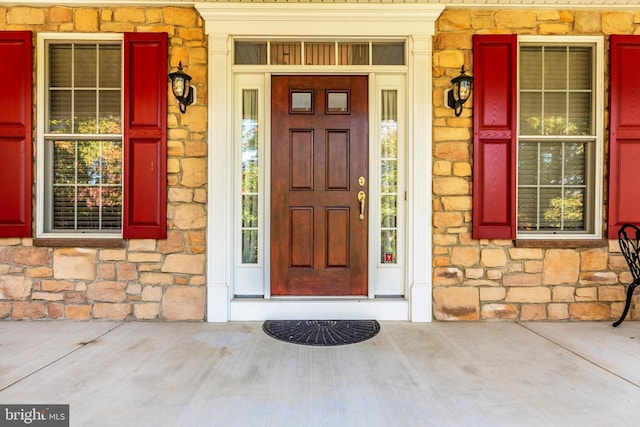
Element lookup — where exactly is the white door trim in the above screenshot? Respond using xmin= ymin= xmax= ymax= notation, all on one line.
xmin=197 ymin=2 xmax=443 ymax=322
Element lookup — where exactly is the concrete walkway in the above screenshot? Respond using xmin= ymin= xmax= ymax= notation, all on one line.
xmin=1 ymin=321 xmax=639 ymax=426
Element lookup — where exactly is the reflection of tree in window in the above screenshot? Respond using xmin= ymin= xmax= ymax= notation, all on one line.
xmin=241 ymin=89 xmax=259 ymax=264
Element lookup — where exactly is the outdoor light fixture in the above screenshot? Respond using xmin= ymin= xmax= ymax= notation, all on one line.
xmin=447 ymin=65 xmax=474 ymax=116
xmin=169 ymin=61 xmax=194 ymax=113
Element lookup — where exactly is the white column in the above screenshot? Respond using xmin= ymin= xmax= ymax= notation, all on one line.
xmin=409 ymin=35 xmax=434 ymax=322
xmin=206 ymin=34 xmax=232 ymax=322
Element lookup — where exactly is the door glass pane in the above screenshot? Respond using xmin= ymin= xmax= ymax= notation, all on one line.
xmin=241 ymin=89 xmax=259 ymax=264
xmin=327 ymin=92 xmax=348 ymax=113
xmin=291 ymin=91 xmax=312 ymax=113
xmin=380 ymin=90 xmax=398 ymax=264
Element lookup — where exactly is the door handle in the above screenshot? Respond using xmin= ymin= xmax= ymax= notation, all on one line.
xmin=358 ymin=191 xmax=366 ymax=220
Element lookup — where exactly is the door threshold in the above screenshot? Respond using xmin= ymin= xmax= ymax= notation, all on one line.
xmin=229 ymin=297 xmax=409 ymax=321
xmin=268 ymin=295 xmax=369 ymax=300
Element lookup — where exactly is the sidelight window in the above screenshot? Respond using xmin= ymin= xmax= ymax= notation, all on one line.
xmin=241 ymin=89 xmax=260 ymax=263
xmin=380 ymin=90 xmax=398 ymax=264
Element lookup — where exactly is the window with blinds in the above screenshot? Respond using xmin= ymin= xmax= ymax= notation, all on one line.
xmin=517 ymin=43 xmax=596 ymax=234
xmin=44 ymin=41 xmax=123 ymax=233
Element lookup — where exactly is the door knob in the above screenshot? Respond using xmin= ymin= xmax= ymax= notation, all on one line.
xmin=357 ymin=191 xmax=366 ymax=220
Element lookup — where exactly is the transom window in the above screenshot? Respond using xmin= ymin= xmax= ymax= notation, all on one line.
xmin=42 ymin=38 xmax=123 ymax=234
xmin=235 ymin=41 xmax=405 ymax=66
xmin=517 ymin=39 xmax=602 ymax=237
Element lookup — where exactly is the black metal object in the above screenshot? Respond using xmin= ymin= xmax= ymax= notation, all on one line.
xmin=262 ymin=320 xmax=380 ymax=346
xmin=614 ymin=223 xmax=640 ymax=327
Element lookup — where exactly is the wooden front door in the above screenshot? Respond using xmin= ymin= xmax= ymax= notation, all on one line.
xmin=271 ymin=75 xmax=368 ymax=296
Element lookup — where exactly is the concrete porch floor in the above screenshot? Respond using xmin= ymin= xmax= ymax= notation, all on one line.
xmin=1 ymin=321 xmax=639 ymax=426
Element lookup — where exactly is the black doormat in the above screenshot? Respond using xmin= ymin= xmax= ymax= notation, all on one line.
xmin=262 ymin=320 xmax=380 ymax=346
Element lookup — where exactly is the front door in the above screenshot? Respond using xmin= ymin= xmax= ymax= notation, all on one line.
xmin=271 ymin=75 xmax=368 ymax=296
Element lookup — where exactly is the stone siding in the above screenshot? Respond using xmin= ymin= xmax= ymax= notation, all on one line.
xmin=0 ymin=6 xmax=207 ymax=320
xmin=433 ymin=9 xmax=640 ymax=321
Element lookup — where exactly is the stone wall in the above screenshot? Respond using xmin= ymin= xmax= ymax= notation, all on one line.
xmin=432 ymin=9 xmax=640 ymax=321
xmin=0 ymin=6 xmax=208 ymax=320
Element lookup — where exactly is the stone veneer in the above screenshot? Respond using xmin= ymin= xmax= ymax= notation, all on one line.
xmin=0 ymin=6 xmax=207 ymax=320
xmin=433 ymin=9 xmax=640 ymax=321
xmin=3 ymin=5 xmax=640 ymax=323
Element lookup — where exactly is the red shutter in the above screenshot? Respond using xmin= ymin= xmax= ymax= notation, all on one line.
xmin=0 ymin=32 xmax=32 ymax=237
xmin=608 ymin=36 xmax=640 ymax=239
xmin=472 ymin=35 xmax=518 ymax=239
xmin=123 ymin=33 xmax=167 ymax=239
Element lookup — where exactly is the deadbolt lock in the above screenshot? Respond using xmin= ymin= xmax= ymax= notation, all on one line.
xmin=358 ymin=176 xmax=366 ymax=187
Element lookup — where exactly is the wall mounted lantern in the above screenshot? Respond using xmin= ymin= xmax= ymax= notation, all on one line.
xmin=446 ymin=65 xmax=474 ymax=116
xmin=169 ymin=61 xmax=194 ymax=113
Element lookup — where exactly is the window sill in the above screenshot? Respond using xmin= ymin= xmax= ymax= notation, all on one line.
xmin=515 ymin=239 xmax=608 ymax=249
xmin=33 ymin=238 xmax=126 ymax=248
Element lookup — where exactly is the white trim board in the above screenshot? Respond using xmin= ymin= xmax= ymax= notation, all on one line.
xmin=199 ymin=3 xmax=441 ymax=322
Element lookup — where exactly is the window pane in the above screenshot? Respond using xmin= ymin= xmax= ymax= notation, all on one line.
xmin=74 ymin=90 xmax=97 ymax=133
xmin=543 ymin=92 xmax=567 ymax=134
xmin=74 ymin=44 xmax=97 ymax=87
xmin=569 ymin=47 xmax=591 ymax=90
xmin=49 ymin=44 xmax=71 ymax=87
xmin=305 ymin=43 xmax=334 ymax=65
xmin=568 ymin=92 xmax=591 ymax=135
xmin=539 ymin=143 xmax=562 ymax=185
xmin=520 ymin=46 xmax=541 ymax=90
xmin=381 ymin=230 xmax=397 ymax=264
xmin=381 ymin=195 xmax=397 ymax=228
xmin=49 ymin=90 xmax=72 ymax=133
xmin=99 ymin=90 xmax=122 ymax=134
xmin=372 ymin=43 xmax=404 ymax=65
xmin=520 ymin=92 xmax=542 ymax=135
xmin=242 ymin=195 xmax=258 ymax=228
xmin=53 ymin=141 xmax=75 ymax=184
xmin=539 ymin=188 xmax=563 ymax=230
xmin=53 ymin=186 xmax=76 ymax=229
xmin=562 ymin=189 xmax=585 ymax=230
xmin=544 ymin=47 xmax=567 ymax=90
xmin=381 ymin=160 xmax=397 ymax=194
xmin=517 ymin=187 xmax=537 ymax=231
xmin=339 ymin=43 xmax=368 ymax=65
xmin=270 ymin=42 xmax=301 ymax=65
xmin=99 ymin=44 xmax=121 ymax=87
xmin=518 ymin=142 xmax=538 ymax=185
xmin=564 ymin=142 xmax=586 ymax=185
xmin=242 ymin=230 xmax=258 ymax=264
xmin=235 ymin=42 xmax=267 ymax=65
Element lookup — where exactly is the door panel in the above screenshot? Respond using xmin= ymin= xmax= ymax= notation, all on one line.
xmin=271 ymin=75 xmax=368 ymax=296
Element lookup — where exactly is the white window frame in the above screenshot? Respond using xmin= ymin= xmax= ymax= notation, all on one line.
xmin=516 ymin=36 xmax=604 ymax=240
xmin=36 ymin=33 xmax=124 ymax=239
